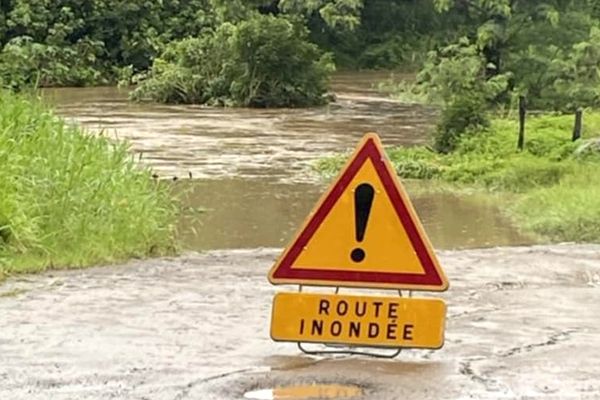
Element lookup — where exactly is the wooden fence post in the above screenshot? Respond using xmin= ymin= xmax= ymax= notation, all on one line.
xmin=517 ymin=95 xmax=526 ymax=151
xmin=572 ymin=108 xmax=582 ymax=142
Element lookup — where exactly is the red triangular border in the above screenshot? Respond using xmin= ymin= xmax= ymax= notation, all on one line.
xmin=271 ymin=136 xmax=446 ymax=289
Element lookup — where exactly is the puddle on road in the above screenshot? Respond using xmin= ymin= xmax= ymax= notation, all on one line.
xmin=243 ymin=384 xmax=363 ymax=400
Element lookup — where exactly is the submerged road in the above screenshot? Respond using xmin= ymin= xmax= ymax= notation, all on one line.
xmin=1 ymin=245 xmax=599 ymax=399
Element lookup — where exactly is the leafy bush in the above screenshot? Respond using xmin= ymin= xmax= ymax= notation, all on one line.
xmin=358 ymin=37 xmax=424 ymax=69
xmin=129 ymin=36 xmax=217 ymax=104
xmin=387 ymin=147 xmax=442 ymax=179
xmin=312 ymin=153 xmax=348 ymax=178
xmin=417 ymin=39 xmax=510 ymax=152
xmin=377 ymin=78 xmax=428 ymax=104
xmin=308 ymin=0 xmax=469 ymax=69
xmin=0 ymin=0 xmax=218 ymax=88
xmin=132 ymin=14 xmax=335 ymax=107
xmin=428 ymin=1 xmax=600 ymax=112
xmin=0 ymin=37 xmax=107 ymax=88
xmin=500 ymin=25 xmax=600 ymax=111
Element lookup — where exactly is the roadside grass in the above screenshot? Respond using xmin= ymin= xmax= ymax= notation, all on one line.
xmin=513 ymin=172 xmax=600 ymax=243
xmin=0 ymin=90 xmax=179 ymax=280
xmin=314 ymin=112 xmax=600 ymax=242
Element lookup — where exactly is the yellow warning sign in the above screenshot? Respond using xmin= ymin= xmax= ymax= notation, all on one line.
xmin=268 ymin=133 xmax=449 ymax=291
xmin=271 ymin=292 xmax=446 ymax=349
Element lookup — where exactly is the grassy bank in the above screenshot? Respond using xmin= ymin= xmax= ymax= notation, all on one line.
xmin=316 ymin=113 xmax=600 ymax=243
xmin=0 ymin=91 xmax=178 ymax=279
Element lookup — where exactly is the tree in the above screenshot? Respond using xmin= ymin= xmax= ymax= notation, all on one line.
xmin=431 ymin=0 xmax=600 ymax=110
xmin=130 ymin=14 xmax=335 ymax=107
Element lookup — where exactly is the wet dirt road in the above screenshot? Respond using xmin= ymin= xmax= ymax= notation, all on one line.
xmin=2 ymin=245 xmax=599 ymax=399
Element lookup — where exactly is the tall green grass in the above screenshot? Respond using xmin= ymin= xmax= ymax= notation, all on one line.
xmin=0 ymin=91 xmax=178 ymax=277
xmin=514 ymin=172 xmax=600 ymax=242
xmin=314 ymin=112 xmax=600 ymax=243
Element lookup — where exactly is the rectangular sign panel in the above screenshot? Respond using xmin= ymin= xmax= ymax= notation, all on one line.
xmin=271 ymin=292 xmax=446 ymax=349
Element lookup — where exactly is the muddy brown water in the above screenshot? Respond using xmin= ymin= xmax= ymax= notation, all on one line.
xmin=42 ymin=71 xmax=534 ymax=250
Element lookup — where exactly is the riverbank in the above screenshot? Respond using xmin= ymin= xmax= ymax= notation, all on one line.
xmin=316 ymin=112 xmax=600 ymax=243
xmin=0 ymin=91 xmax=178 ymax=280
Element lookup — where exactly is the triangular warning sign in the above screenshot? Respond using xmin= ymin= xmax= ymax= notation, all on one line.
xmin=269 ymin=133 xmax=448 ymax=291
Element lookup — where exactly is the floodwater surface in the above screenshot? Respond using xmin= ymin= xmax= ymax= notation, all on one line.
xmin=43 ymin=71 xmax=534 ymax=250
xmin=43 ymin=72 xmax=433 ymax=182
xmin=176 ymin=179 xmax=532 ymax=250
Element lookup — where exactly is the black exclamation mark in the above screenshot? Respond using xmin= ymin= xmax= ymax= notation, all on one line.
xmin=351 ymin=183 xmax=375 ymax=263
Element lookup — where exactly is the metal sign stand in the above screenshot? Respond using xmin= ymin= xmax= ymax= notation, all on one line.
xmin=296 ymin=285 xmax=411 ymax=359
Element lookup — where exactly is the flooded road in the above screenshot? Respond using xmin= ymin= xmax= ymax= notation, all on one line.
xmin=2 ymin=245 xmax=599 ymax=399
xmin=44 ymin=71 xmax=533 ymax=250
xmin=2 ymin=73 xmax=598 ymax=399
xmin=176 ymin=179 xmax=531 ymax=250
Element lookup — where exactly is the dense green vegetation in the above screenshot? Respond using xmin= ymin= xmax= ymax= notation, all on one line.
xmin=306 ymin=0 xmax=467 ymax=69
xmin=1 ymin=0 xmax=599 ymax=248
xmin=0 ymin=91 xmax=178 ymax=279
xmin=3 ymin=1 xmax=600 ymax=109
xmin=0 ymin=0 xmax=219 ymax=88
xmin=380 ymin=0 xmax=600 ymax=151
xmin=6 ymin=0 xmax=597 ymax=108
xmin=316 ymin=113 xmax=600 ymax=242
xmin=131 ymin=15 xmax=334 ymax=106
xmin=0 ymin=1 xmax=450 ymax=86
xmin=0 ymin=1 xmax=350 ymax=105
